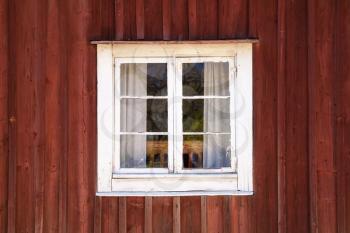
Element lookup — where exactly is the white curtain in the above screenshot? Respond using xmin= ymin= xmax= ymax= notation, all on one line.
xmin=120 ymin=64 xmax=147 ymax=168
xmin=203 ymin=62 xmax=231 ymax=168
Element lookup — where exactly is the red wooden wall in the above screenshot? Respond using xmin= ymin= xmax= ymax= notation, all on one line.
xmin=0 ymin=0 xmax=349 ymax=232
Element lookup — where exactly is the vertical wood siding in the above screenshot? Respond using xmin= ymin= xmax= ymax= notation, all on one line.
xmin=1 ymin=0 xmax=349 ymax=232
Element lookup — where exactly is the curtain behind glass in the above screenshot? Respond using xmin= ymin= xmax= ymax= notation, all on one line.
xmin=203 ymin=62 xmax=230 ymax=168
xmin=120 ymin=64 xmax=147 ymax=168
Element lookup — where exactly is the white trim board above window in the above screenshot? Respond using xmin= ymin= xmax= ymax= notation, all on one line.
xmin=95 ymin=41 xmax=253 ymax=196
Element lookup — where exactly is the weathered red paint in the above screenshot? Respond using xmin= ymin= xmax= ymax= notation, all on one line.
xmin=1 ymin=0 xmax=349 ymax=232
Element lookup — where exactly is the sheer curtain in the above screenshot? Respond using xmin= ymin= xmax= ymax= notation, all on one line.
xmin=203 ymin=62 xmax=230 ymax=168
xmin=120 ymin=64 xmax=147 ymax=168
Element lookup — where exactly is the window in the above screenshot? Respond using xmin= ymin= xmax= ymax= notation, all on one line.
xmin=96 ymin=41 xmax=253 ymax=196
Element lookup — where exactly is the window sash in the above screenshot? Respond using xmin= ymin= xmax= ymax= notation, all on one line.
xmin=114 ymin=58 xmax=174 ymax=173
xmin=174 ymin=57 xmax=236 ymax=173
xmin=113 ymin=56 xmax=236 ymax=174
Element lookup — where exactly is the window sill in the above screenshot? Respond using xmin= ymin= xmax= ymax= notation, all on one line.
xmin=96 ymin=190 xmax=254 ymax=197
xmin=107 ymin=173 xmax=243 ymax=195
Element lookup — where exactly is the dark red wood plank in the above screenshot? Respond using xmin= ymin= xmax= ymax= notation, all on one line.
xmin=206 ymin=197 xmax=224 ymax=233
xmin=136 ymin=0 xmax=145 ymax=39
xmin=152 ymin=197 xmax=173 ymax=233
xmin=65 ymin=0 xmax=96 ymax=232
xmin=277 ymin=0 xmax=287 ymax=232
xmin=8 ymin=0 xmax=46 ymax=232
xmin=0 ymin=0 xmax=8 ymax=231
xmin=308 ymin=0 xmax=337 ymax=232
xmin=218 ymin=0 xmax=248 ymax=38
xmin=43 ymin=0 xmax=68 ymax=232
xmin=170 ymin=0 xmax=188 ymax=40
xmin=100 ymin=197 xmax=119 ymax=233
xmin=144 ymin=0 xmax=163 ymax=40
xmin=247 ymin=0 xmax=278 ymax=232
xmin=284 ymin=0 xmax=309 ymax=233
xmin=126 ymin=197 xmax=145 ymax=233
xmin=335 ymin=1 xmax=350 ymax=233
xmin=123 ymin=0 xmax=137 ymax=40
xmin=196 ymin=0 xmax=218 ymax=39
xmin=180 ymin=197 xmax=201 ymax=233
xmin=115 ymin=0 xmax=124 ymax=40
xmin=162 ymin=0 xmax=171 ymax=40
xmin=91 ymin=0 xmax=115 ymax=40
xmin=188 ymin=0 xmax=197 ymax=39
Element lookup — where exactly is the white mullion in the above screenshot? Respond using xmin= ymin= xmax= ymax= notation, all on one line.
xmin=117 ymin=168 xmax=169 ymax=174
xmin=120 ymin=96 xmax=168 ymax=99
xmin=174 ymin=59 xmax=183 ymax=173
xmin=182 ymin=96 xmax=230 ymax=99
xmin=229 ymin=57 xmax=236 ymax=173
xmin=119 ymin=132 xmax=168 ymax=135
xmin=168 ymin=59 xmax=175 ymax=173
xmin=177 ymin=168 xmax=235 ymax=174
xmin=114 ymin=59 xmax=121 ymax=172
xmin=182 ymin=132 xmax=231 ymax=135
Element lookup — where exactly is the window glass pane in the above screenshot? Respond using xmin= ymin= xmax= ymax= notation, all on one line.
xmin=147 ymin=63 xmax=167 ymax=96
xmin=183 ymin=63 xmax=204 ymax=96
xmin=120 ymin=63 xmax=167 ymax=96
xmin=120 ymin=135 xmax=168 ymax=168
xmin=182 ymin=62 xmax=229 ymax=96
xmin=183 ymin=99 xmax=203 ymax=132
xmin=183 ymin=134 xmax=231 ymax=169
xmin=120 ymin=99 xmax=146 ymax=132
xmin=147 ymin=99 xmax=168 ymax=132
xmin=183 ymin=99 xmax=231 ymax=132
xmin=121 ymin=99 xmax=167 ymax=132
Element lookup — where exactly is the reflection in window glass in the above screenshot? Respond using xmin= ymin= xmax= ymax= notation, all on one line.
xmin=183 ymin=63 xmax=204 ymax=96
xmin=120 ymin=63 xmax=167 ymax=96
xmin=182 ymin=62 xmax=230 ymax=96
xmin=147 ymin=99 xmax=168 ymax=132
xmin=183 ymin=134 xmax=231 ymax=169
xmin=147 ymin=63 xmax=167 ymax=96
xmin=183 ymin=99 xmax=231 ymax=133
xmin=121 ymin=135 xmax=168 ymax=168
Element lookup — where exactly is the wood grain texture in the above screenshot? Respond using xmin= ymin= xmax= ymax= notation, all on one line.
xmin=284 ymin=0 xmax=309 ymax=233
xmin=44 ymin=0 xmax=66 ymax=232
xmin=152 ymin=197 xmax=173 ymax=233
xmin=308 ymin=0 xmax=337 ymax=233
xmin=0 ymin=0 xmax=8 ymax=232
xmin=135 ymin=0 xmax=145 ymax=39
xmin=180 ymin=197 xmax=201 ymax=233
xmin=335 ymin=1 xmax=350 ymax=233
xmin=144 ymin=0 xmax=163 ymax=39
xmin=249 ymin=0 xmax=278 ymax=232
xmin=126 ymin=197 xmax=145 ymax=233
xmin=2 ymin=0 xmax=349 ymax=232
xmin=66 ymin=0 xmax=96 ymax=232
xmin=170 ymin=0 xmax=188 ymax=40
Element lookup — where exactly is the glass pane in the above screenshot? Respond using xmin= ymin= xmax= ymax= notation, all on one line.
xmin=121 ymin=99 xmax=167 ymax=132
xmin=120 ymin=135 xmax=168 ymax=168
xmin=120 ymin=99 xmax=147 ymax=132
xmin=182 ymin=62 xmax=229 ymax=96
xmin=147 ymin=99 xmax=168 ymax=132
xmin=120 ymin=63 xmax=167 ymax=96
xmin=183 ymin=99 xmax=203 ymax=132
xmin=147 ymin=63 xmax=167 ymax=96
xmin=183 ymin=63 xmax=204 ymax=96
xmin=183 ymin=99 xmax=231 ymax=132
xmin=183 ymin=134 xmax=231 ymax=169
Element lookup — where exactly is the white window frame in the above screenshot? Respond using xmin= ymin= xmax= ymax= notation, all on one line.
xmin=95 ymin=41 xmax=253 ymax=196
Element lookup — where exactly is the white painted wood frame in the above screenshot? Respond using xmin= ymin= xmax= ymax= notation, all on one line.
xmin=96 ymin=41 xmax=253 ymax=196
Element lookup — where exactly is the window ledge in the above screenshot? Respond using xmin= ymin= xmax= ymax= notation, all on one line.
xmin=112 ymin=173 xmax=237 ymax=179
xmin=96 ymin=190 xmax=254 ymax=197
